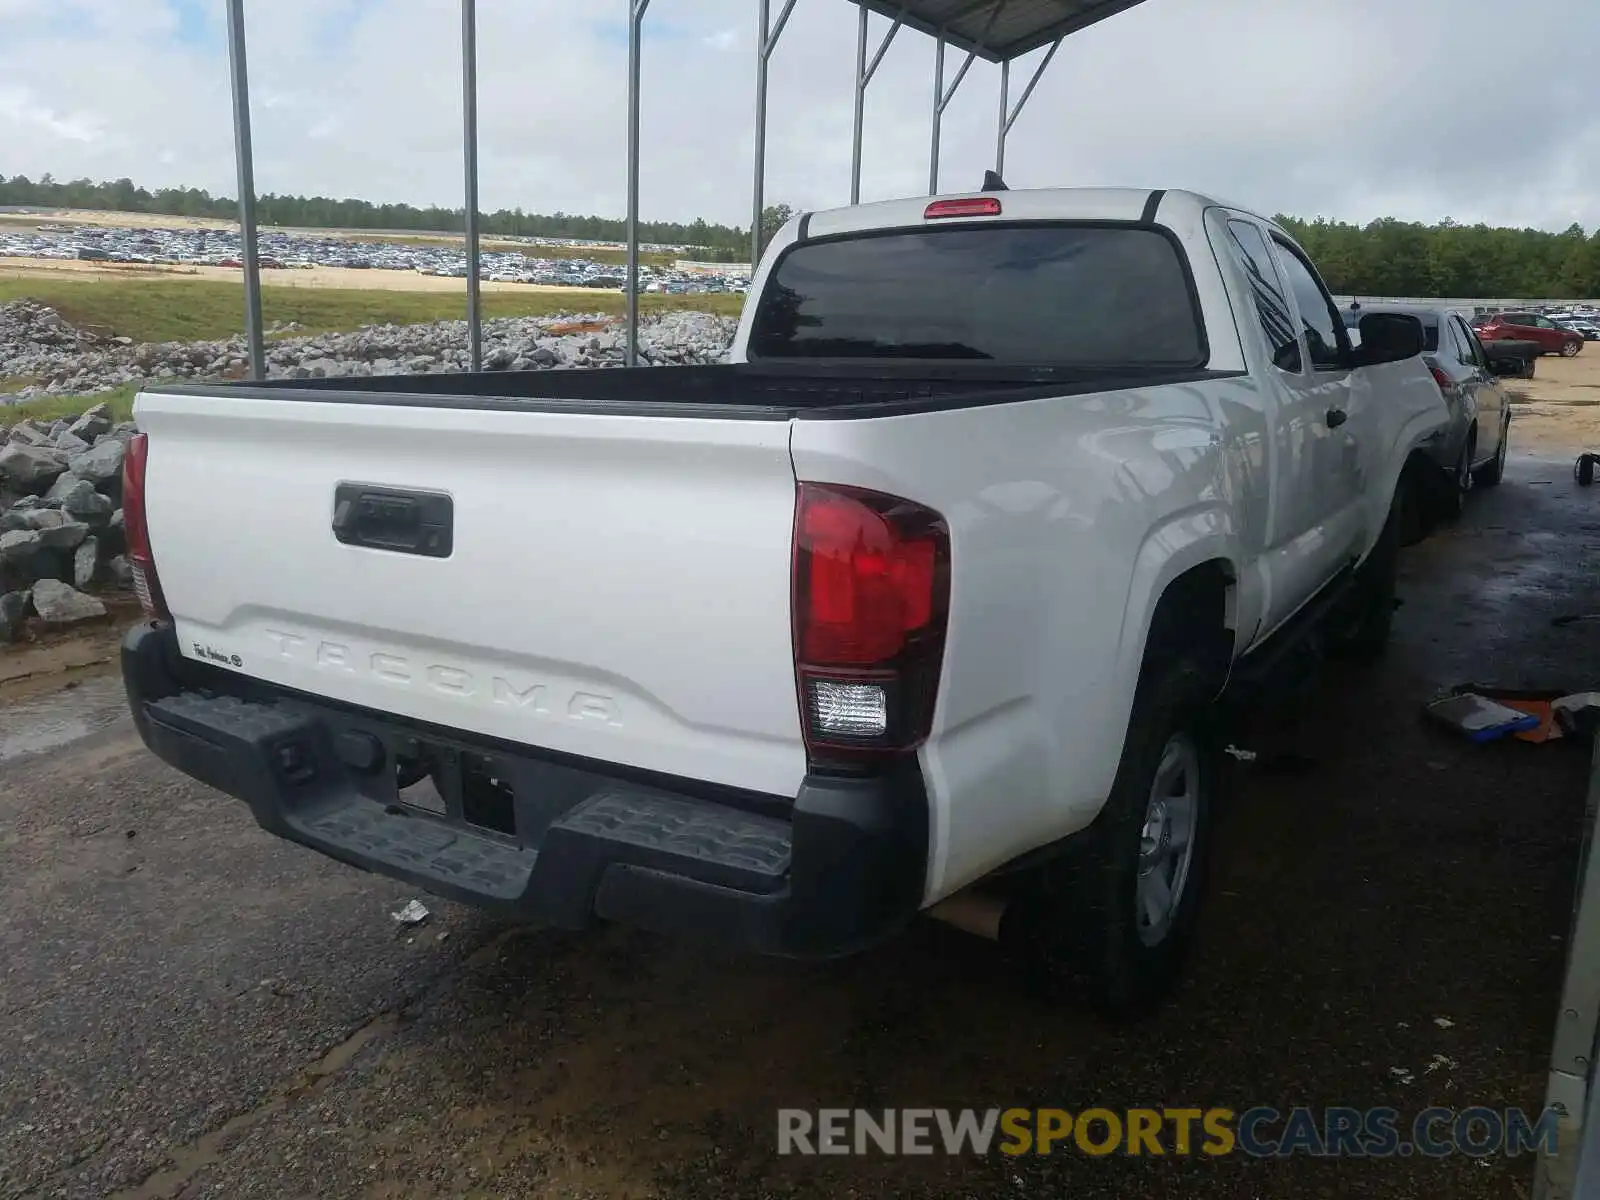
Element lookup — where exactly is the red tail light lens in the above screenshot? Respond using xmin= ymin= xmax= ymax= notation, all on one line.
xmin=793 ymin=483 xmax=949 ymax=762
xmin=1429 ymin=365 xmax=1453 ymax=392
xmin=924 ymin=197 xmax=1001 ymax=219
xmin=121 ymin=432 xmax=171 ymax=621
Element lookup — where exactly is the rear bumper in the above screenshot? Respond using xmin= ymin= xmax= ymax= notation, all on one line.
xmin=123 ymin=622 xmax=928 ymax=958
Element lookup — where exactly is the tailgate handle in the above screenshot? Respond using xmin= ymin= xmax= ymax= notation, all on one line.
xmin=333 ymin=484 xmax=453 ymax=558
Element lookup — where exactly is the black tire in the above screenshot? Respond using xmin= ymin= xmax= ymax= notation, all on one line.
xmin=1578 ymin=455 xmax=1596 ymax=488
xmin=1523 ymin=359 xmax=1537 ymax=379
xmin=1475 ymin=417 xmax=1509 ymax=487
xmin=1562 ymin=340 xmax=1582 ymax=358
xmin=1008 ymin=661 xmax=1217 ymax=1017
xmin=1443 ymin=435 xmax=1475 ymax=519
xmin=1328 ymin=486 xmax=1402 ymax=662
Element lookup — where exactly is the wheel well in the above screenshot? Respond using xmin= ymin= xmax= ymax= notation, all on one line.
xmin=1143 ymin=560 xmax=1235 ymax=693
xmin=1397 ymin=449 xmax=1436 ymax=543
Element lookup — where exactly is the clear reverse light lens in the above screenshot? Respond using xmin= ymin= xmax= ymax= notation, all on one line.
xmin=807 ymin=680 xmax=888 ymax=739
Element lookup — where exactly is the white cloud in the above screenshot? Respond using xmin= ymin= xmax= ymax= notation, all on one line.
xmin=1 ymin=0 xmax=1598 ymax=232
xmin=0 ymin=84 xmax=104 ymax=144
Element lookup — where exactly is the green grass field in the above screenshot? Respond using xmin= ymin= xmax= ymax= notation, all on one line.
xmin=3 ymin=383 xmax=139 ymax=426
xmin=0 ymin=276 xmax=743 ymax=345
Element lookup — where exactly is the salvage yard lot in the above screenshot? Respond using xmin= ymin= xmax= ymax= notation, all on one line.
xmin=3 ymin=356 xmax=1599 ymax=1199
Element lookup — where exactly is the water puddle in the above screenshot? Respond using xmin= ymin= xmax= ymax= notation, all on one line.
xmin=0 ymin=675 xmax=129 ymax=763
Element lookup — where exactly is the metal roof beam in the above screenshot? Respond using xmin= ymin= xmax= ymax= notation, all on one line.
xmin=850 ymin=0 xmax=1145 ymax=62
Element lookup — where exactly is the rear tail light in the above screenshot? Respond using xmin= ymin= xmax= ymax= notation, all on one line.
xmin=121 ymin=432 xmax=171 ymax=621
xmin=924 ymin=197 xmax=1001 ymax=219
xmin=1429 ymin=365 xmax=1454 ymax=393
xmin=792 ymin=483 xmax=950 ymax=765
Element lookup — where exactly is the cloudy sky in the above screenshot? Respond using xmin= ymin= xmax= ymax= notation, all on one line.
xmin=2 ymin=0 xmax=1598 ymax=232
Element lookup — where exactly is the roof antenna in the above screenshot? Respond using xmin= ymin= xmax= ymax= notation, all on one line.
xmin=982 ymin=170 xmax=1008 ymax=192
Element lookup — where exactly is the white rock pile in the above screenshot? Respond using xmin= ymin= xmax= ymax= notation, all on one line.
xmin=0 ymin=401 xmax=132 ymax=641
xmin=0 ymin=301 xmax=742 ymax=640
xmin=0 ymin=300 xmax=739 ymax=404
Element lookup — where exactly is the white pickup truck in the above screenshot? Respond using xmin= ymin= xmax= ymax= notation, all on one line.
xmin=120 ymin=187 xmax=1447 ymax=1012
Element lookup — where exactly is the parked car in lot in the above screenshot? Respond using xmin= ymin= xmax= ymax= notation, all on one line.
xmin=1551 ymin=314 xmax=1600 ymax=341
xmin=1476 ymin=311 xmax=1585 ymax=357
xmin=1345 ymin=304 xmax=1514 ymax=514
xmin=119 ymin=187 xmax=1446 ymax=1013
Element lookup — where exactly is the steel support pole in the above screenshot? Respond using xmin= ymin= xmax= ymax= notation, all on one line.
xmin=626 ymin=0 xmax=649 ymax=366
xmin=996 ymin=38 xmax=1063 ymax=178
xmin=849 ymin=5 xmax=903 ymax=206
xmin=929 ymin=37 xmax=944 ymax=196
xmin=1536 ymin=740 xmax=1600 ymax=1198
xmin=461 ymin=0 xmax=481 ymax=372
xmin=225 ymin=0 xmax=264 ymax=381
xmin=994 ymin=58 xmax=1009 ymax=176
xmin=754 ymin=0 xmax=771 ymax=267
xmin=931 ymin=4 xmax=999 ymax=196
xmin=850 ymin=4 xmax=868 ymax=204
xmin=752 ymin=0 xmax=797 ymax=266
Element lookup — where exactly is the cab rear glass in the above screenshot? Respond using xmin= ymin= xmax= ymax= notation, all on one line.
xmin=748 ymin=224 xmax=1206 ymax=368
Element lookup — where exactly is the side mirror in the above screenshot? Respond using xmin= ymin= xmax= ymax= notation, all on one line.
xmin=1354 ymin=313 xmax=1425 ymax=366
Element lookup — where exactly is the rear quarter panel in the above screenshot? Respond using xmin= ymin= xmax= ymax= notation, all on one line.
xmin=791 ymin=374 xmax=1269 ymax=901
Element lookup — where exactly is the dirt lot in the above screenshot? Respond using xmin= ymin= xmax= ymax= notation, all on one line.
xmin=4 ymin=353 xmax=1600 ymax=1198
xmin=1501 ymin=350 xmax=1600 ymax=454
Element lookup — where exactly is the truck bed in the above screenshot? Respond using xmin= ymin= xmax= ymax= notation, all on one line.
xmin=147 ymin=361 xmax=1238 ymax=419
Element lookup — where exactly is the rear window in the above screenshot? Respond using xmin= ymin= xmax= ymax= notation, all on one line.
xmin=747 ymin=225 xmax=1205 ymax=367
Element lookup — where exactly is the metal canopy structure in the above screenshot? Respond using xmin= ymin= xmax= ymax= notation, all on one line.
xmin=223 ymin=0 xmax=1148 ymax=372
xmin=856 ymin=0 xmax=1146 ymax=61
xmin=626 ymin=0 xmax=1150 ymax=361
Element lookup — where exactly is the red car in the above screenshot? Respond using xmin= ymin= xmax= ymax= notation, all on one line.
xmin=1475 ymin=311 xmax=1584 ymax=357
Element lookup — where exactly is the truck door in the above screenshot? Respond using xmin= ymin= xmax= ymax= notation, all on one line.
xmin=1266 ymin=238 xmax=1370 ymax=574
xmin=1218 ymin=216 xmax=1360 ymax=635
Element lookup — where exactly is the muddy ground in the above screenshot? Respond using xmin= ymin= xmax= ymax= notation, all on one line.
xmin=4 ymin=356 xmax=1600 ymax=1199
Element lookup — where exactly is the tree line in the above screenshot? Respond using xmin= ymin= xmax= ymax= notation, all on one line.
xmin=5 ymin=172 xmax=1600 ymax=296
xmin=1270 ymin=215 xmax=1600 ymax=300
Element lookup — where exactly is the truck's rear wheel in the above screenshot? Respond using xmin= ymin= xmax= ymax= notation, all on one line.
xmin=1010 ymin=661 xmax=1217 ymax=1016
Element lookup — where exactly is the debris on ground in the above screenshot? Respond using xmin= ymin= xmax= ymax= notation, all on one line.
xmin=390 ymin=899 xmax=430 ymax=927
xmin=1553 ymin=692 xmax=1600 ymax=739
xmin=1425 ymin=692 xmax=1542 ymax=742
xmin=1433 ymin=1016 xmax=1455 ymax=1029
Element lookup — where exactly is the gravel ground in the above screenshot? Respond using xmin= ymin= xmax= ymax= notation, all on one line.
xmin=2 ymin=440 xmax=1596 ymax=1200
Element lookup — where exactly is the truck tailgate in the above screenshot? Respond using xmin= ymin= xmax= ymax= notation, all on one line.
xmin=136 ymin=389 xmax=808 ymax=797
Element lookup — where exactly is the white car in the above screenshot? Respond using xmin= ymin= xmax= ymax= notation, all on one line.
xmin=1553 ymin=315 xmax=1600 ymax=341
xmin=118 ymin=187 xmax=1447 ymax=1013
